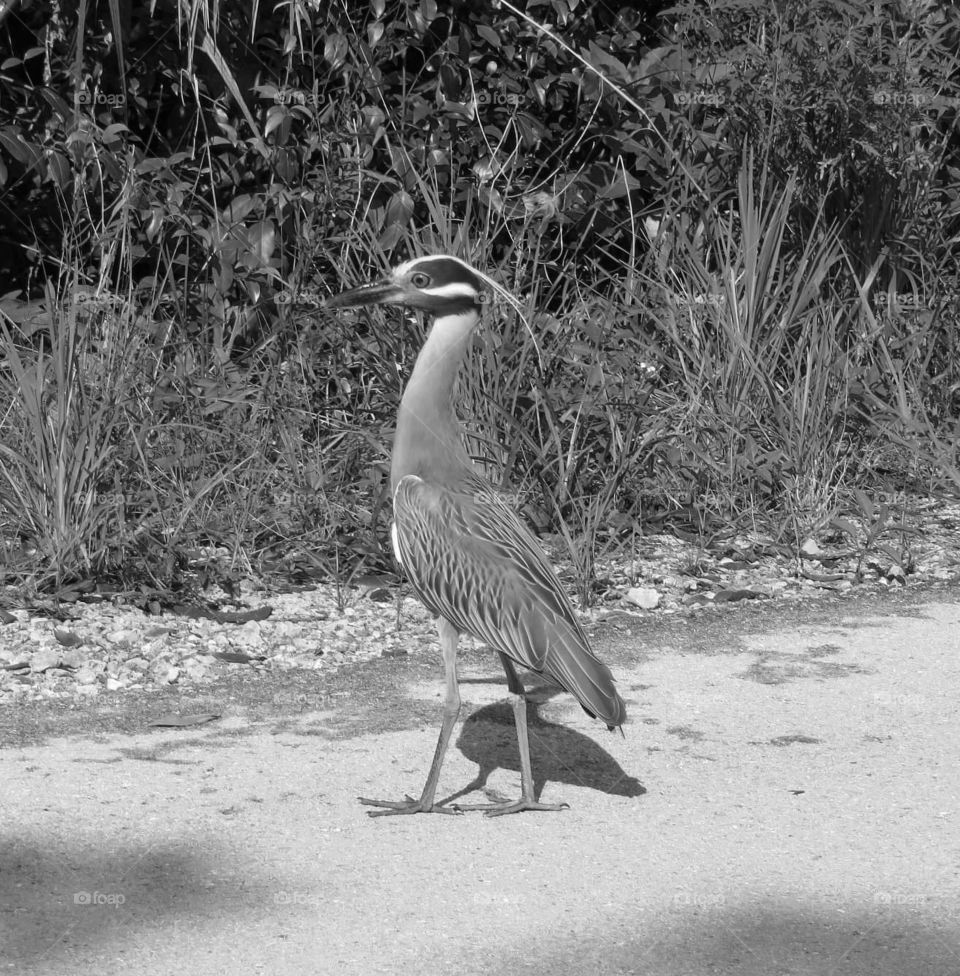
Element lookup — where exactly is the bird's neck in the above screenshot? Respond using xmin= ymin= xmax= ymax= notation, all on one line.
xmin=391 ymin=309 xmax=480 ymax=492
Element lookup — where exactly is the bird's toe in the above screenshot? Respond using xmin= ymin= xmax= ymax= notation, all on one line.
xmin=359 ymin=795 xmax=462 ymax=816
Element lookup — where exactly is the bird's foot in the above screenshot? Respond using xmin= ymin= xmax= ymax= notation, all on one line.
xmin=359 ymin=794 xmax=463 ymax=817
xmin=455 ymin=792 xmax=570 ymax=817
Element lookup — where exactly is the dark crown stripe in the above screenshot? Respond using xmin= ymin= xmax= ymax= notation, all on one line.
xmin=405 ymin=256 xmax=484 ymax=292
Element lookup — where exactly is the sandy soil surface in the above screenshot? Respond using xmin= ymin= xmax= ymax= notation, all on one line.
xmin=3 ymin=584 xmax=960 ymax=975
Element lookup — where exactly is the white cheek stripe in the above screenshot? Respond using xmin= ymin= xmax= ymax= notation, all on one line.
xmin=423 ymin=282 xmax=478 ymax=300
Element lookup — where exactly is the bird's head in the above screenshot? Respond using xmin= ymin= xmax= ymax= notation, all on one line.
xmin=324 ymin=255 xmax=490 ymax=315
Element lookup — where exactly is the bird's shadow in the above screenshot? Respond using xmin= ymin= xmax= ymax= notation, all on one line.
xmin=444 ymin=680 xmax=645 ymax=806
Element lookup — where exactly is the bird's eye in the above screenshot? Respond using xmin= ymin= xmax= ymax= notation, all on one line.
xmin=411 ymin=272 xmax=430 ymax=288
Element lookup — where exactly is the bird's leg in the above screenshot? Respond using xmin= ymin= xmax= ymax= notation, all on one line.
xmin=459 ymin=653 xmax=569 ymax=817
xmin=359 ymin=617 xmax=463 ymax=816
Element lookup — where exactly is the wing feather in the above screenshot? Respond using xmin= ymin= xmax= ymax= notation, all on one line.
xmin=393 ymin=475 xmax=626 ymax=728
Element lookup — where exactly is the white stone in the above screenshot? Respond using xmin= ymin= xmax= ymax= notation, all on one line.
xmin=625 ymin=587 xmax=661 ymax=610
xmin=107 ymin=629 xmax=139 ymax=645
xmin=237 ymin=621 xmax=264 ymax=646
xmin=30 ymin=648 xmax=60 ymax=673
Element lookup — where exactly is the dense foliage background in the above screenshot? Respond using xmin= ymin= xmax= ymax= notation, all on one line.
xmin=0 ymin=0 xmax=958 ymax=602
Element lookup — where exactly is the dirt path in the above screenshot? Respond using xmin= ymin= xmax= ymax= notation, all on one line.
xmin=3 ymin=588 xmax=960 ymax=975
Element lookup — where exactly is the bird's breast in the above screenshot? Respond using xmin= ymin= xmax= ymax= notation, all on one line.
xmin=390 ymin=520 xmax=403 ymax=568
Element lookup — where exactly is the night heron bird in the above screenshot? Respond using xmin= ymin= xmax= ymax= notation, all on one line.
xmin=324 ymin=255 xmax=626 ymax=816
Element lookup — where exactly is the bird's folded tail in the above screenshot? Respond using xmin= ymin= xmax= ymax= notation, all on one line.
xmin=541 ymin=625 xmax=627 ymax=730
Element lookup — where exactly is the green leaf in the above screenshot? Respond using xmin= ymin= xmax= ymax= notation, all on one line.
xmin=852 ymin=489 xmax=875 ymax=519
xmin=829 ymin=517 xmax=859 ymax=539
xmin=477 ymin=25 xmax=501 ymax=48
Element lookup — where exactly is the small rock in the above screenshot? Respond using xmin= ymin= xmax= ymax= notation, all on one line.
xmin=713 ymin=588 xmax=765 ymax=603
xmin=800 ymin=538 xmax=825 ymax=558
xmin=164 ymin=667 xmax=180 ymax=684
xmin=624 ymin=587 xmax=661 ymax=610
xmin=181 ymin=658 xmax=211 ymax=681
xmin=76 ymin=683 xmax=100 ymax=697
xmin=45 ymin=667 xmax=76 ymax=678
xmin=105 ymin=677 xmax=125 ymax=691
xmin=30 ymin=648 xmax=61 ymax=673
xmin=123 ymin=657 xmax=150 ymax=671
xmin=236 ymin=621 xmax=264 ymax=647
xmin=53 ymin=628 xmax=83 ymax=647
xmin=718 ymin=557 xmax=754 ymax=570
xmin=75 ymin=668 xmax=99 ymax=686
xmin=107 ymin=629 xmax=139 ymax=645
xmin=144 ymin=625 xmax=176 ymax=639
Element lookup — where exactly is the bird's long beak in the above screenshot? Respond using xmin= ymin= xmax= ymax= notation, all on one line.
xmin=323 ymin=278 xmax=404 ymax=309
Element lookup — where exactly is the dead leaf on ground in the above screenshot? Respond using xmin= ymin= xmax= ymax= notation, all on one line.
xmin=212 ymin=651 xmax=267 ymax=664
xmin=148 ymin=712 xmax=221 ymax=728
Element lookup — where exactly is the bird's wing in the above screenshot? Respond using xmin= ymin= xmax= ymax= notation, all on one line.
xmin=393 ymin=475 xmax=625 ymax=728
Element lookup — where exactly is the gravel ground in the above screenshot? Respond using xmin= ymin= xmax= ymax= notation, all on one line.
xmin=3 ymin=499 xmax=958 ymax=707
